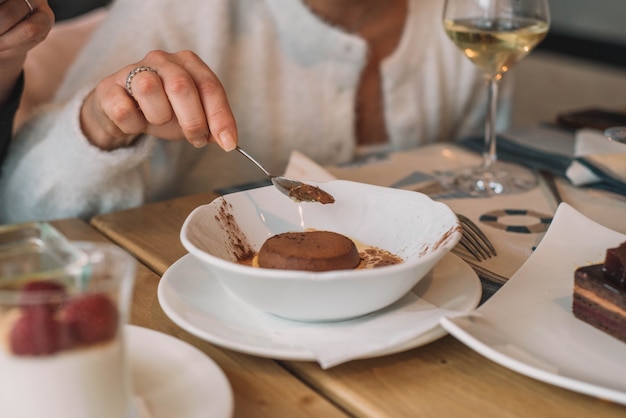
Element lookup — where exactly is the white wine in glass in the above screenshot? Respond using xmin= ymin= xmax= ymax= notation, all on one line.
xmin=442 ymin=0 xmax=550 ymax=195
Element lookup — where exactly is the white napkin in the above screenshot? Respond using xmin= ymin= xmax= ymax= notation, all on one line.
xmin=284 ymin=150 xmax=338 ymax=182
xmin=255 ymin=292 xmax=463 ymax=369
xmin=566 ymin=128 xmax=626 ymax=186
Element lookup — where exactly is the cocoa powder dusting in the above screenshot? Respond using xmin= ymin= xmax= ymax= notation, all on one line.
xmin=215 ymin=198 xmax=254 ymax=262
xmin=419 ymin=224 xmax=462 ymax=256
xmin=358 ymin=247 xmax=403 ymax=269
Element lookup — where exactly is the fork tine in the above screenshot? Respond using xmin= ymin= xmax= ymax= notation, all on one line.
xmin=459 ymin=232 xmax=490 ymax=260
xmin=458 ymin=235 xmax=486 ymax=261
xmin=455 ymin=213 xmax=497 ymax=261
xmin=458 ymin=214 xmax=497 ymax=256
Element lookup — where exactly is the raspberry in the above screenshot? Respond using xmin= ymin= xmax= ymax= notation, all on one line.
xmin=60 ymin=293 xmax=118 ymax=344
xmin=21 ymin=280 xmax=65 ymax=294
xmin=10 ymin=308 xmax=60 ymax=356
xmin=18 ymin=280 xmax=66 ymax=311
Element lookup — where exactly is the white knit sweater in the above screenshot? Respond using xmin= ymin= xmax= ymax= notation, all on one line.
xmin=0 ymin=0 xmax=505 ymax=223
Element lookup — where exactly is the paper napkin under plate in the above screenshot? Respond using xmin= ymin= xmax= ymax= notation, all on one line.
xmin=244 ymin=288 xmax=463 ymax=369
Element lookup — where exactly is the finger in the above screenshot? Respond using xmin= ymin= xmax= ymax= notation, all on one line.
xmin=85 ymin=78 xmax=149 ymax=149
xmin=100 ymin=86 xmax=148 ymax=136
xmin=181 ymin=52 xmax=238 ymax=151
xmin=144 ymin=53 xmax=212 ymax=148
xmin=0 ymin=0 xmax=35 ymax=35
xmin=125 ymin=67 xmax=174 ymax=128
xmin=0 ymin=3 xmax=53 ymax=54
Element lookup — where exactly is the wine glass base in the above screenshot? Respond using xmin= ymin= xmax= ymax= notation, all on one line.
xmin=439 ymin=161 xmax=537 ymax=197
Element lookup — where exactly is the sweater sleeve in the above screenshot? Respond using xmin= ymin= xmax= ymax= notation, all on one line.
xmin=0 ymin=0 xmax=171 ymax=224
xmin=0 ymin=73 xmax=24 ymax=175
xmin=0 ymin=89 xmax=157 ymax=224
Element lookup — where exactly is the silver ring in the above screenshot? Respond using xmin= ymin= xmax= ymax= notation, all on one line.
xmin=23 ymin=0 xmax=34 ymax=15
xmin=124 ymin=66 xmax=157 ymax=98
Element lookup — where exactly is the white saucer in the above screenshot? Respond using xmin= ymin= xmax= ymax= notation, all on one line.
xmin=127 ymin=325 xmax=233 ymax=418
xmin=157 ymin=253 xmax=481 ymax=361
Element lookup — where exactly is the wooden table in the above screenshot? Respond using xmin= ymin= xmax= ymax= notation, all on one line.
xmin=51 ymin=217 xmax=347 ymax=418
xmin=86 ymin=192 xmax=626 ymax=417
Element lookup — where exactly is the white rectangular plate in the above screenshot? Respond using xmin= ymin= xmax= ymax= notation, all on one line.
xmin=441 ymin=203 xmax=626 ymax=405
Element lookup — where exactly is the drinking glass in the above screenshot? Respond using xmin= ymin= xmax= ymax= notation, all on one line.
xmin=605 ymin=126 xmax=626 ymax=144
xmin=442 ymin=0 xmax=550 ymax=195
xmin=0 ymin=224 xmax=136 ymax=418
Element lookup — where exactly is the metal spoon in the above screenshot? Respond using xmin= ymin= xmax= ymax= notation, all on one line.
xmin=235 ymin=146 xmax=335 ymax=204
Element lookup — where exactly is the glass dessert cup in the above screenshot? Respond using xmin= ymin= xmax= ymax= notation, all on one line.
xmin=0 ymin=230 xmax=136 ymax=418
xmin=441 ymin=0 xmax=550 ymax=196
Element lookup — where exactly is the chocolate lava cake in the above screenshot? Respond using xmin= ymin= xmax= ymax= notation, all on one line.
xmin=258 ymin=231 xmax=360 ymax=272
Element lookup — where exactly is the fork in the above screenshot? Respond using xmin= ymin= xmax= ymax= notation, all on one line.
xmin=455 ymin=213 xmax=497 ymax=261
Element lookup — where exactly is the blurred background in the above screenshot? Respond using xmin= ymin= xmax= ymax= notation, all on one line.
xmin=512 ymin=0 xmax=626 ymax=127
xmin=47 ymin=0 xmax=626 ymax=129
xmin=48 ymin=0 xmax=110 ymax=21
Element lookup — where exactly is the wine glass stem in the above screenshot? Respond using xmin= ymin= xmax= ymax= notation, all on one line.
xmin=482 ymin=77 xmax=499 ymax=170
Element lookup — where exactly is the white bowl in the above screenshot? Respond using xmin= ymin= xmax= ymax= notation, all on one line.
xmin=181 ymin=180 xmax=461 ymax=322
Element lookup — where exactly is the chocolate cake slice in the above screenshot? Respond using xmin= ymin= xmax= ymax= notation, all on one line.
xmin=573 ymin=242 xmax=626 ymax=343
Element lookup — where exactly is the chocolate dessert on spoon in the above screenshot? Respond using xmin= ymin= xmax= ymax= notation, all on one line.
xmin=235 ymin=146 xmax=334 ymax=204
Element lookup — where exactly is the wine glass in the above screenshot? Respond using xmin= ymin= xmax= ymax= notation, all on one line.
xmin=442 ymin=0 xmax=550 ymax=195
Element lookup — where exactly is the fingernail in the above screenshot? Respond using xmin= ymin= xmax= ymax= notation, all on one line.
xmin=192 ymin=138 xmax=208 ymax=148
xmin=217 ymin=131 xmax=236 ymax=152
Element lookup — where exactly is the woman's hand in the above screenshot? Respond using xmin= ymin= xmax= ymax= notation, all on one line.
xmin=80 ymin=50 xmax=238 ymax=152
xmin=0 ymin=0 xmax=54 ymax=103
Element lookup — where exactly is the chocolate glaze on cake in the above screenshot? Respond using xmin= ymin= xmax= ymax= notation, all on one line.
xmin=258 ymin=231 xmax=360 ymax=272
xmin=603 ymin=242 xmax=626 ymax=287
xmin=573 ymin=242 xmax=626 ymax=343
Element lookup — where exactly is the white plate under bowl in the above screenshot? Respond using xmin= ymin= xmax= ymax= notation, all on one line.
xmin=441 ymin=203 xmax=626 ymax=405
xmin=157 ymin=253 xmax=480 ymax=360
xmin=128 ymin=325 xmax=233 ymax=417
